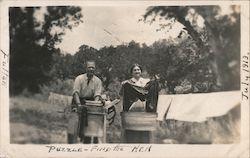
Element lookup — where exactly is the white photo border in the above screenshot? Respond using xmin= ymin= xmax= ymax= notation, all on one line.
xmin=0 ymin=1 xmax=249 ymax=158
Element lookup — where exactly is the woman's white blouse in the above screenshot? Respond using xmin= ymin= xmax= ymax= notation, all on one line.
xmin=129 ymin=77 xmax=150 ymax=87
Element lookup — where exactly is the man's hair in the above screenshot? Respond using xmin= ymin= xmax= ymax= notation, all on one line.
xmin=85 ymin=60 xmax=96 ymax=67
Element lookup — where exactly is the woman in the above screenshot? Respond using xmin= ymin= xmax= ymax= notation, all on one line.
xmin=126 ymin=64 xmax=150 ymax=87
xmin=121 ymin=64 xmax=149 ymax=112
xmin=120 ymin=64 xmax=159 ymax=143
xmin=121 ymin=63 xmax=159 ymax=112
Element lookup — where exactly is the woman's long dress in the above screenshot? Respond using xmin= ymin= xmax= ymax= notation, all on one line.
xmin=121 ymin=77 xmax=159 ymax=143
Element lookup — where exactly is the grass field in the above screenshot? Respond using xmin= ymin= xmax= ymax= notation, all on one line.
xmin=10 ymin=96 xmax=123 ymax=144
xmin=10 ymin=96 xmax=240 ymax=144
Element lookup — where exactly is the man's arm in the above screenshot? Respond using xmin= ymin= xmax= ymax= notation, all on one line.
xmin=73 ymin=92 xmax=81 ymax=106
xmin=72 ymin=76 xmax=82 ymax=109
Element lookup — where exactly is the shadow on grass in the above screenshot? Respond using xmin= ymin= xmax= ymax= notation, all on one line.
xmin=155 ymin=104 xmax=240 ymax=144
xmin=10 ymin=108 xmax=67 ymax=130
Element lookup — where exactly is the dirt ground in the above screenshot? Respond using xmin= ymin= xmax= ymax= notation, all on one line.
xmin=9 ymin=96 xmax=240 ymax=144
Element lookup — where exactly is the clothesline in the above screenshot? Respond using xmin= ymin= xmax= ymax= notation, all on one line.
xmin=157 ymin=91 xmax=240 ymax=122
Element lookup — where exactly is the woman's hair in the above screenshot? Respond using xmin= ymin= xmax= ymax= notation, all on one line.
xmin=130 ymin=63 xmax=142 ymax=74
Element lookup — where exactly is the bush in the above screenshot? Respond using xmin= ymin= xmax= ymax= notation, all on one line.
xmin=40 ymin=79 xmax=74 ymax=98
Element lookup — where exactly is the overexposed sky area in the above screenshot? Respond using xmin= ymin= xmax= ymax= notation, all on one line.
xmin=55 ymin=6 xmax=184 ymax=54
xmin=51 ymin=6 xmax=232 ymax=54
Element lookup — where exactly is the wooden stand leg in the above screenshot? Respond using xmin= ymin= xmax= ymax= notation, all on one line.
xmin=90 ymin=137 xmax=94 ymax=144
xmin=103 ymin=115 xmax=106 ymax=143
xmin=121 ymin=130 xmax=125 ymax=143
xmin=98 ymin=137 xmax=102 ymax=144
xmin=149 ymin=131 xmax=153 ymax=143
xmin=67 ymin=112 xmax=79 ymax=144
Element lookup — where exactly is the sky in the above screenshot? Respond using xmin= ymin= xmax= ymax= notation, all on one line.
xmin=54 ymin=6 xmax=185 ymax=54
xmin=50 ymin=5 xmax=233 ymax=54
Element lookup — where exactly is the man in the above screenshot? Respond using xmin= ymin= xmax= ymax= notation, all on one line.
xmin=72 ymin=60 xmax=102 ymax=104
xmin=68 ymin=60 xmax=103 ymax=144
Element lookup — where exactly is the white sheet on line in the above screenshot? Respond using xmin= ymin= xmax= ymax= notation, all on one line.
xmin=156 ymin=91 xmax=240 ymax=122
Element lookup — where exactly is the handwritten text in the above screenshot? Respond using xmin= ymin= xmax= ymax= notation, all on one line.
xmin=1 ymin=49 xmax=9 ymax=88
xmin=46 ymin=144 xmax=152 ymax=153
xmin=242 ymin=52 xmax=249 ymax=100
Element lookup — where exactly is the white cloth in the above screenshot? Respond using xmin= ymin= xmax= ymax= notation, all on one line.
xmin=129 ymin=77 xmax=150 ymax=87
xmin=157 ymin=91 xmax=240 ymax=122
xmin=122 ymin=77 xmax=150 ymax=111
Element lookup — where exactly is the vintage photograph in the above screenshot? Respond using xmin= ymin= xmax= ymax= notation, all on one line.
xmin=7 ymin=4 xmax=241 ymax=145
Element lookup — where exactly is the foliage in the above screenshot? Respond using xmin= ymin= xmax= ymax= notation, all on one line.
xmin=143 ymin=5 xmax=240 ymax=91
xmin=9 ymin=6 xmax=83 ymax=94
xmin=10 ymin=6 xmax=240 ymax=95
xmin=50 ymin=37 xmax=218 ymax=94
xmin=39 ymin=79 xmax=74 ymax=97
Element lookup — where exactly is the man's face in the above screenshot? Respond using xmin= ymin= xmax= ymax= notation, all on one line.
xmin=86 ymin=61 xmax=96 ymax=76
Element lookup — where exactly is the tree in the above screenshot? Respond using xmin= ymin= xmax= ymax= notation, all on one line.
xmin=9 ymin=6 xmax=83 ymax=94
xmin=143 ymin=5 xmax=240 ymax=91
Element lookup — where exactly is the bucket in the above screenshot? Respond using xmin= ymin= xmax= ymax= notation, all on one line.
xmin=121 ymin=112 xmax=158 ymax=143
xmin=121 ymin=112 xmax=158 ymax=131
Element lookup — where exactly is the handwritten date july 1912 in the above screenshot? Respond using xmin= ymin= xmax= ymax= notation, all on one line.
xmin=242 ymin=52 xmax=250 ymax=100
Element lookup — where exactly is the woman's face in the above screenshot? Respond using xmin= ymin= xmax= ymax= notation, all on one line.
xmin=132 ymin=66 xmax=142 ymax=78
